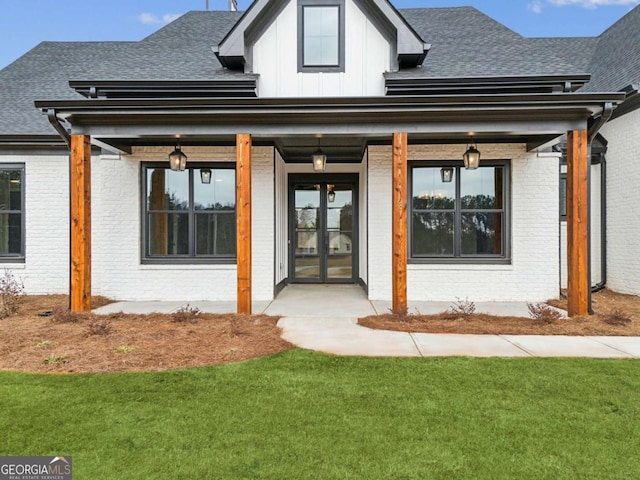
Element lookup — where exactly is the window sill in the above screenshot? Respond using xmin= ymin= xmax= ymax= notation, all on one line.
xmin=408 ymin=261 xmax=512 ymax=271
xmin=139 ymin=263 xmax=236 ymax=271
xmin=0 ymin=258 xmax=26 ymax=267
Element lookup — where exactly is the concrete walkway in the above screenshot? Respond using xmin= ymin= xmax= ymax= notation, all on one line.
xmin=94 ymin=285 xmax=640 ymax=358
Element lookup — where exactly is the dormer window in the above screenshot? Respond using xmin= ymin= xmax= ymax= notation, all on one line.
xmin=298 ymin=0 xmax=345 ymax=72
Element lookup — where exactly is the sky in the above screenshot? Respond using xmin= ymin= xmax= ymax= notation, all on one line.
xmin=0 ymin=0 xmax=638 ymax=70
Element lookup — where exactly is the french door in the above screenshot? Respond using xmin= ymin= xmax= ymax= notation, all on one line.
xmin=289 ymin=174 xmax=358 ymax=283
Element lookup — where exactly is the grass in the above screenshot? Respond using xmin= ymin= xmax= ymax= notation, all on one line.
xmin=2 ymin=350 xmax=640 ymax=479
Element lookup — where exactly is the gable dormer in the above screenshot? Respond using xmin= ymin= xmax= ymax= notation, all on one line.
xmin=215 ymin=0 xmax=428 ymax=97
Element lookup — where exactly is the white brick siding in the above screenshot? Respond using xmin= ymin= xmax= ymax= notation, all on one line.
xmin=92 ymin=146 xmax=274 ymax=302
xmin=1 ymin=155 xmax=70 ymax=294
xmin=368 ymin=144 xmax=560 ymax=302
xmin=600 ymin=109 xmax=640 ymax=295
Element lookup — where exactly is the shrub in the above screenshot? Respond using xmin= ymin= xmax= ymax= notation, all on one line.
xmin=172 ymin=304 xmax=201 ymax=323
xmin=527 ymin=303 xmax=562 ymax=322
xmin=43 ymin=354 xmax=67 ymax=365
xmin=83 ymin=319 xmax=113 ymax=337
xmin=0 ymin=268 xmax=25 ymax=318
xmin=448 ymin=298 xmax=476 ymax=317
xmin=602 ymin=308 xmax=632 ymax=326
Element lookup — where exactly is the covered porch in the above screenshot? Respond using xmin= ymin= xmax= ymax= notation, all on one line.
xmin=36 ymin=78 xmax=624 ymax=317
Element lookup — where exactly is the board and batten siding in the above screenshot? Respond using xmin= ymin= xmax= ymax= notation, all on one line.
xmin=251 ymin=0 xmax=391 ymax=97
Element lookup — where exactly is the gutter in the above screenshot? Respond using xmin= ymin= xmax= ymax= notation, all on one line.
xmin=46 ymin=109 xmax=70 ymax=147
xmin=586 ymin=102 xmax=614 ymax=314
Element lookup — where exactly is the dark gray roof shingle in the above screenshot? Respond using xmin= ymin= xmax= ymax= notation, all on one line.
xmin=1 ymin=5 xmax=639 ymax=136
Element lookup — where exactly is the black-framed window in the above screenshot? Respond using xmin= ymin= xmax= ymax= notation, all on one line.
xmin=0 ymin=164 xmax=25 ymax=262
xmin=410 ymin=162 xmax=510 ymax=263
xmin=142 ymin=163 xmax=236 ymax=263
xmin=559 ymin=173 xmax=567 ymax=221
xmin=298 ymin=0 xmax=345 ymax=72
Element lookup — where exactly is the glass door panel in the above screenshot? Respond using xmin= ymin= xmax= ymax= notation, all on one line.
xmin=291 ymin=180 xmax=356 ymax=283
xmin=326 ymin=185 xmax=352 ymax=279
xmin=294 ymin=185 xmax=321 ymax=279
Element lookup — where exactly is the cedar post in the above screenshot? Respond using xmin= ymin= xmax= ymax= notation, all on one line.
xmin=392 ymin=132 xmax=408 ymax=313
xmin=236 ymin=134 xmax=252 ymax=314
xmin=70 ymin=135 xmax=92 ymax=312
xmin=566 ymin=130 xmax=589 ymax=316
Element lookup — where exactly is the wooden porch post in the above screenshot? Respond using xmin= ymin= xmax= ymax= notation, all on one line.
xmin=236 ymin=134 xmax=252 ymax=314
xmin=392 ymin=132 xmax=408 ymax=313
xmin=70 ymin=135 xmax=92 ymax=312
xmin=566 ymin=129 xmax=589 ymax=316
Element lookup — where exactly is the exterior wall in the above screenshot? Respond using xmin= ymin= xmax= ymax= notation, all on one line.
xmin=92 ymin=146 xmax=275 ymax=302
xmin=368 ymin=144 xmax=560 ymax=302
xmin=0 ymin=154 xmax=70 ymax=294
xmin=560 ymin=163 xmax=602 ymax=289
xmin=251 ymin=0 xmax=390 ymax=97
xmin=600 ymin=108 xmax=640 ymax=295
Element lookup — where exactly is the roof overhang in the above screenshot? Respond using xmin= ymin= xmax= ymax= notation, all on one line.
xmin=35 ymin=92 xmax=625 ymax=158
xmin=610 ymin=83 xmax=640 ymax=120
xmin=385 ymin=74 xmax=592 ymax=96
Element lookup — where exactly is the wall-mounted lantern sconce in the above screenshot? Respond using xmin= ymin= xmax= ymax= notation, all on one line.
xmin=328 ymin=185 xmax=336 ymax=203
xmin=200 ymin=168 xmax=212 ymax=184
xmin=440 ymin=167 xmax=454 ymax=183
xmin=169 ymin=143 xmax=187 ymax=171
xmin=462 ymin=137 xmax=481 ymax=170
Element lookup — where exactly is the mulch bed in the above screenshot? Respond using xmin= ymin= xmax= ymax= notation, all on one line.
xmin=0 ymin=295 xmax=293 ymax=374
xmin=359 ymin=289 xmax=640 ymax=336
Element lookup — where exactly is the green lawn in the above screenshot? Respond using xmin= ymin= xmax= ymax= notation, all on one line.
xmin=2 ymin=350 xmax=639 ymax=479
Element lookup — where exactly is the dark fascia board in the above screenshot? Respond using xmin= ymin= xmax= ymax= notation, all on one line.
xmin=217 ymin=0 xmax=427 ymax=70
xmin=610 ymin=84 xmax=640 ymax=120
xmin=69 ymin=79 xmax=258 ymax=99
xmin=36 ymin=91 xmax=626 ymax=112
xmin=35 ymin=92 xmax=626 ymax=140
xmin=386 ymin=74 xmax=592 ymax=95
xmin=0 ymin=135 xmax=67 ymax=150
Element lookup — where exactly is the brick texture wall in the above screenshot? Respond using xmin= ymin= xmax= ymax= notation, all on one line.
xmin=91 ymin=146 xmax=274 ymax=302
xmin=600 ymin=109 xmax=640 ymax=295
xmin=367 ymin=144 xmax=560 ymax=302
xmin=1 ymin=155 xmax=70 ymax=294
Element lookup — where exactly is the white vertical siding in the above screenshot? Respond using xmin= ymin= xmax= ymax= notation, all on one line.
xmin=251 ymin=0 xmax=390 ymax=97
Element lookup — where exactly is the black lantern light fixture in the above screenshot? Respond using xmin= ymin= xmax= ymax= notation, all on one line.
xmin=328 ymin=185 xmax=336 ymax=203
xmin=200 ymin=168 xmax=212 ymax=184
xmin=312 ymin=136 xmax=327 ymax=172
xmin=169 ymin=143 xmax=187 ymax=171
xmin=462 ymin=136 xmax=481 ymax=170
xmin=440 ymin=167 xmax=454 ymax=183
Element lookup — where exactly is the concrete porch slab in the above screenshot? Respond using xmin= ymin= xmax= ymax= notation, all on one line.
xmin=93 ymin=300 xmax=270 ymax=315
xmin=411 ymin=333 xmax=531 ymax=357
xmin=502 ymin=335 xmax=634 ymax=358
xmin=265 ymin=284 xmax=376 ymax=317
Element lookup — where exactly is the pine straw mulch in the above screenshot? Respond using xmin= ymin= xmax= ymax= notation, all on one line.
xmin=0 ymin=295 xmax=293 ymax=374
xmin=359 ymin=289 xmax=640 ymax=337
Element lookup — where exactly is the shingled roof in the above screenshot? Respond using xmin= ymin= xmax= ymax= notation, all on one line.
xmin=0 ymin=5 xmax=638 ymax=138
